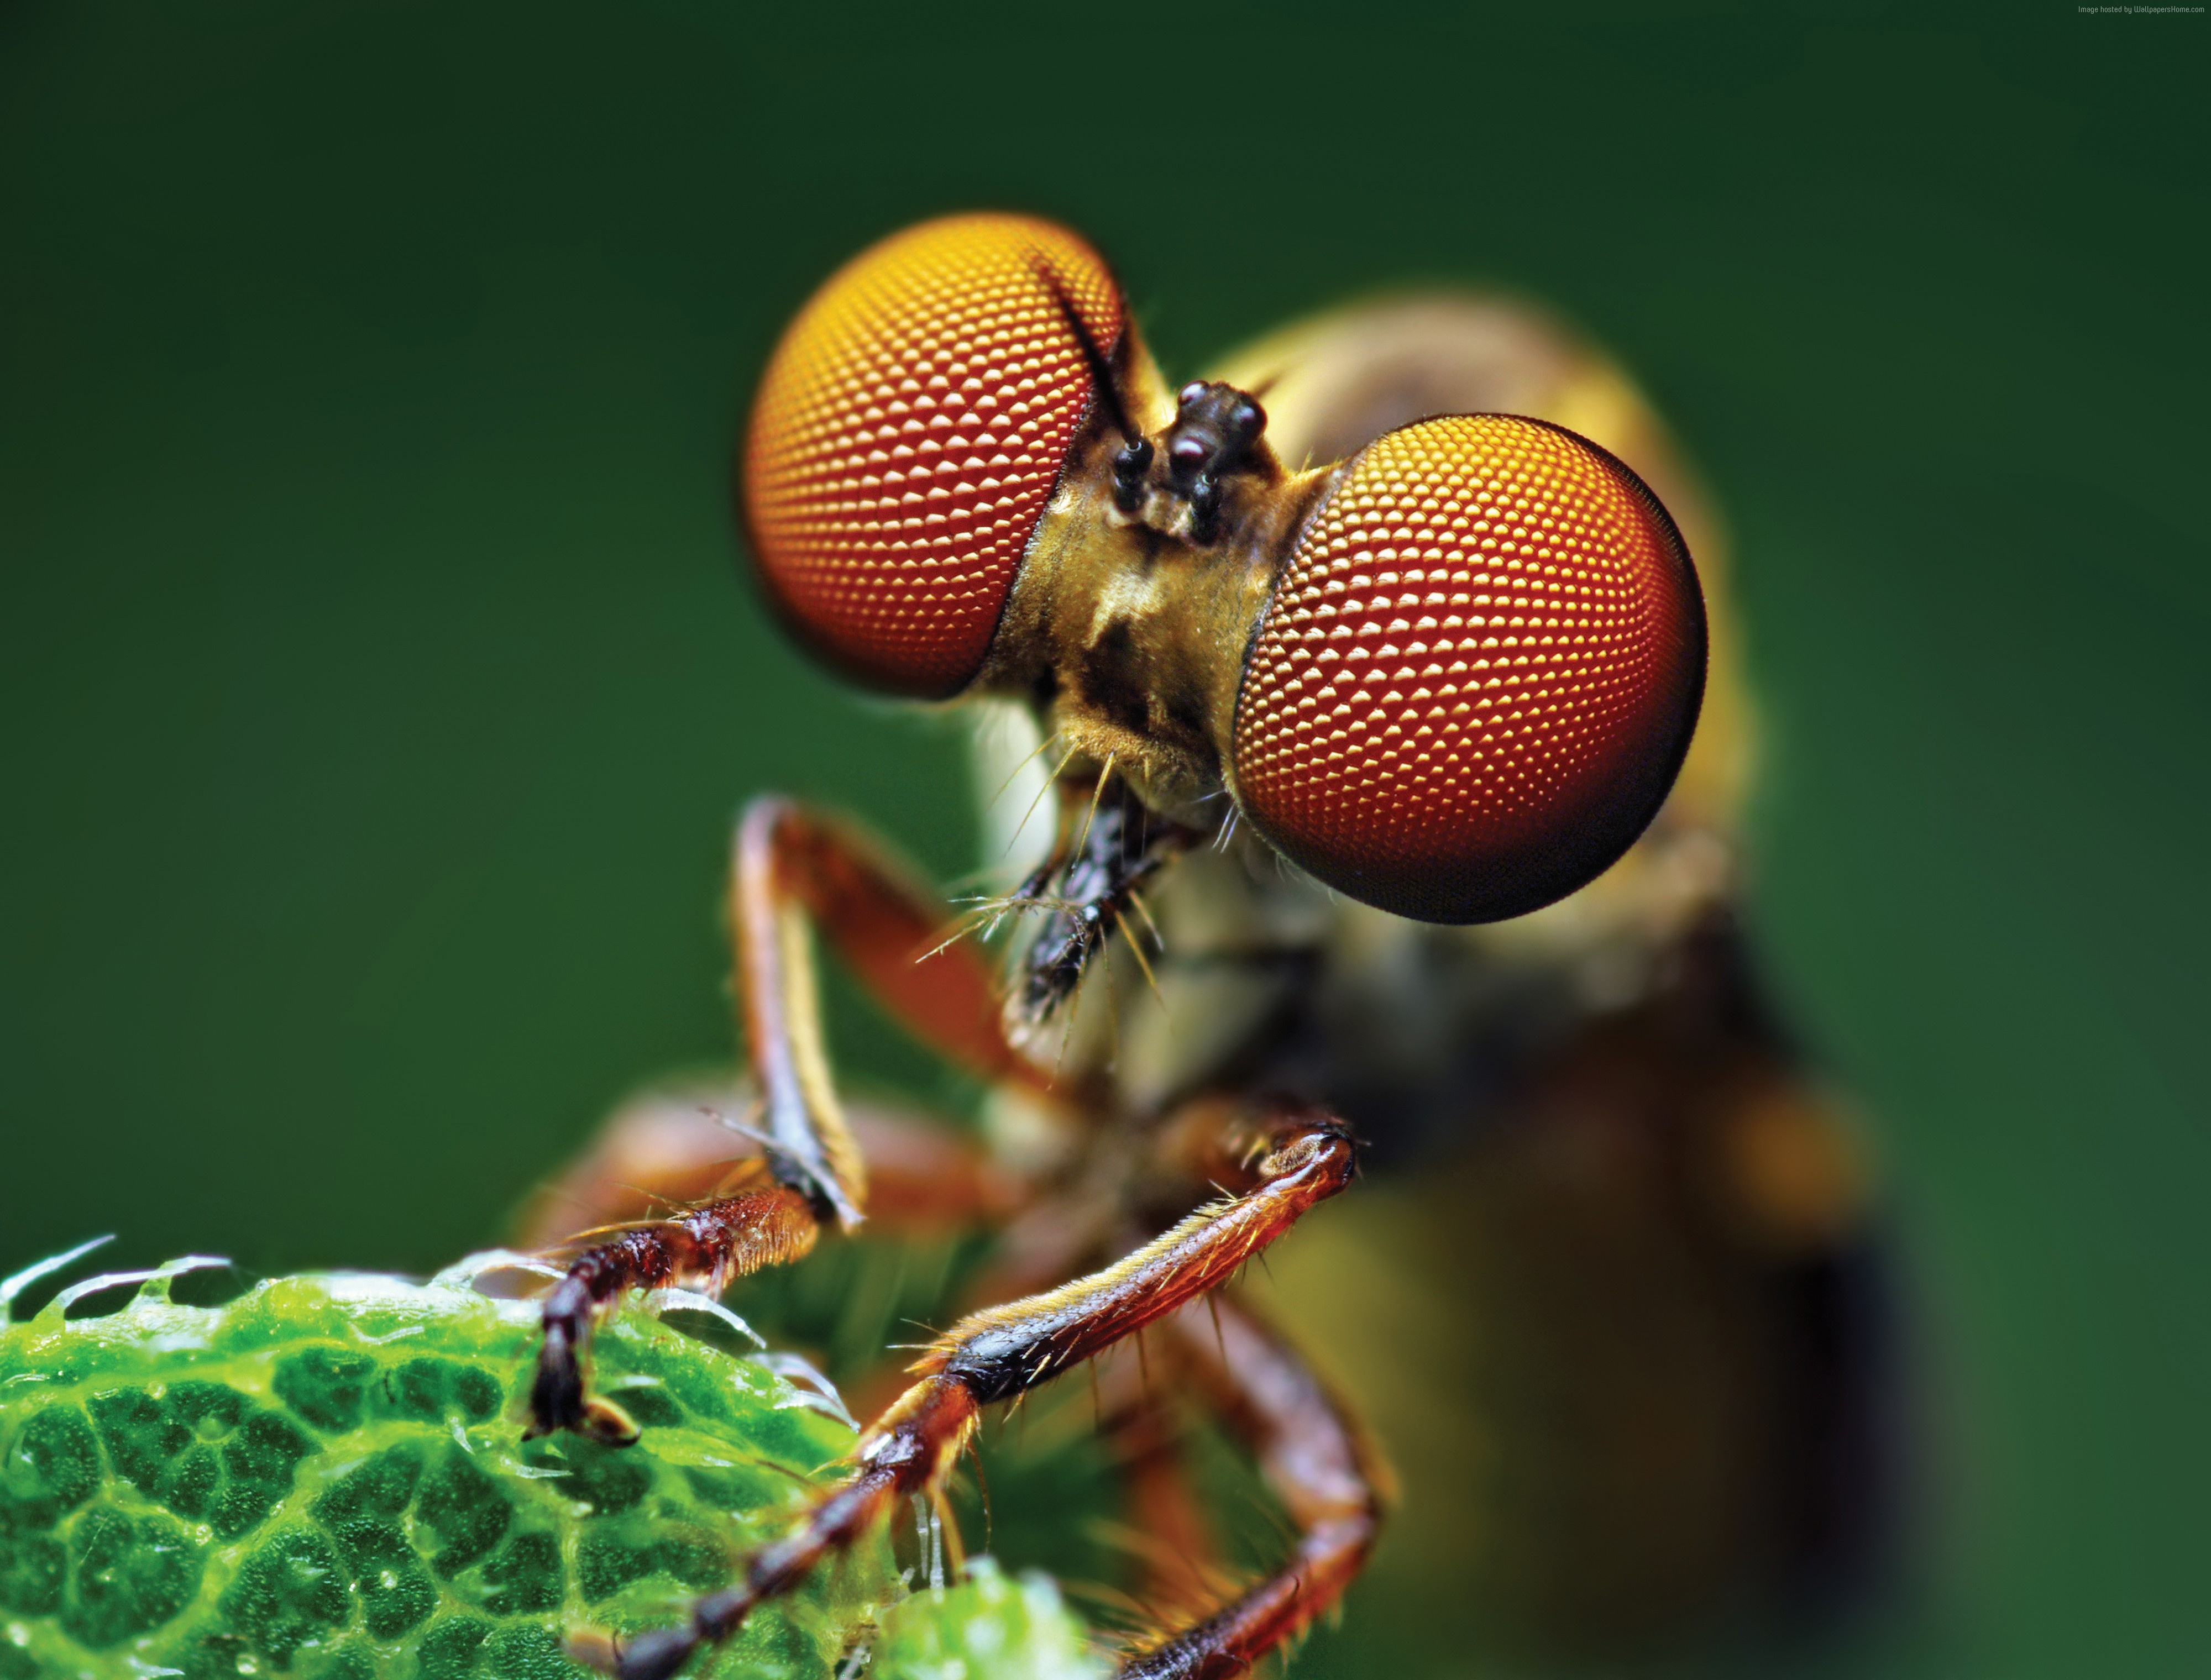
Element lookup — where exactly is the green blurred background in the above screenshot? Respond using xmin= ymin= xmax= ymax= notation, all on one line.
xmin=3 ymin=2 xmax=2204 ymax=1676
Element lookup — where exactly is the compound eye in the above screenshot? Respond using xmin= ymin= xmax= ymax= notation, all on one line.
xmin=1232 ymin=415 xmax=1706 ymax=923
xmin=742 ymin=215 xmax=1124 ymax=699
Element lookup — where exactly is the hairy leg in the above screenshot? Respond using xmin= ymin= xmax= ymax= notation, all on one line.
xmin=734 ymin=794 xmax=1054 ymax=1226
xmin=1102 ymin=1389 xmax=1234 ymax=1633
xmin=515 ymin=1083 xmax=1027 ymax=1252
xmin=580 ymin=1103 xmax=1356 ymax=1680
xmin=528 ymin=1167 xmax=818 ymax=1442
xmin=1122 ymin=1296 xmax=1389 ymax=1679
xmin=529 ymin=795 xmax=1054 ymax=1442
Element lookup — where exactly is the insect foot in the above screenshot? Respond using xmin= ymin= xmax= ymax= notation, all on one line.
xmin=525 ymin=1182 xmax=821 ymax=1448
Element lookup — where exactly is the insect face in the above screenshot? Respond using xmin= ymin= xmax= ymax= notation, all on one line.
xmin=516 ymin=218 xmax=1881 ymax=1680
xmin=743 ymin=214 xmax=1707 ymax=928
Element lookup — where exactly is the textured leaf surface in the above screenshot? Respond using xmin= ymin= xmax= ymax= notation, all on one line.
xmin=0 ymin=1258 xmax=1097 ymax=1680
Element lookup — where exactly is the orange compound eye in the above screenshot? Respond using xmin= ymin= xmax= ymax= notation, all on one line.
xmin=741 ymin=214 xmax=1125 ymax=699
xmin=1232 ymin=415 xmax=1706 ymax=924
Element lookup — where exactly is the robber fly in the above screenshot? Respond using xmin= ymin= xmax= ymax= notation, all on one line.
xmin=518 ymin=216 xmax=1889 ymax=1679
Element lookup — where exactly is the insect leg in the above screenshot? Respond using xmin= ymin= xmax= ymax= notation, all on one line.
xmin=515 ymin=1084 xmax=1027 ymax=1252
xmin=577 ymin=1102 xmax=1356 ymax=1680
xmin=528 ymin=1171 xmax=818 ymax=1443
xmin=518 ymin=1087 xmax=1038 ymax=1445
xmin=740 ymin=791 xmax=1052 ymax=1115
xmin=528 ymin=796 xmax=1050 ymax=1443
xmin=1102 ymin=1382 xmax=1235 ymax=1631
xmin=1120 ymin=1295 xmax=1389 ymax=1680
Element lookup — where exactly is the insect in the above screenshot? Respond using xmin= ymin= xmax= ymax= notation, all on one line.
xmin=518 ymin=214 xmax=1884 ymax=1678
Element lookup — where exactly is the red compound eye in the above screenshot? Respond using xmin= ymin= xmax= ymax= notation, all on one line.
xmin=1232 ymin=415 xmax=1706 ymax=923
xmin=742 ymin=214 xmax=1125 ymax=698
